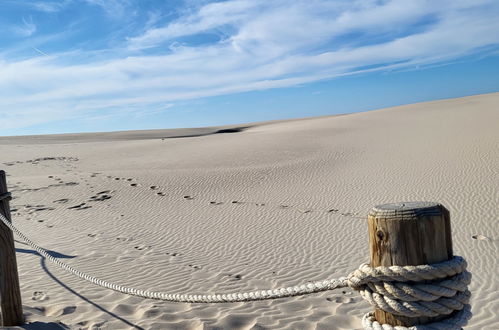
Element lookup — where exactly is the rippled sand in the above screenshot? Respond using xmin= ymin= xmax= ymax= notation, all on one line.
xmin=0 ymin=92 xmax=497 ymax=329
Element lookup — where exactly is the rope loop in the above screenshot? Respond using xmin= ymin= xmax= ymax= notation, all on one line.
xmin=347 ymin=257 xmax=467 ymax=289
xmin=362 ymin=304 xmax=472 ymax=330
xmin=347 ymin=257 xmax=472 ymax=329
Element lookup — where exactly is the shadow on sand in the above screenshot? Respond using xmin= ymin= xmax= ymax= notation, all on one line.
xmin=15 ymin=241 xmax=145 ymax=330
xmin=164 ymin=126 xmax=249 ymax=139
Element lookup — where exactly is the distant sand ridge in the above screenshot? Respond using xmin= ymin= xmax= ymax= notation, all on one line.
xmin=0 ymin=93 xmax=497 ymax=329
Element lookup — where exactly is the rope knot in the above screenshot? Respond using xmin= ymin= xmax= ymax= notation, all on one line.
xmin=347 ymin=256 xmax=472 ymax=329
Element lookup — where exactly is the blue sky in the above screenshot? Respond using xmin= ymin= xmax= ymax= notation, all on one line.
xmin=1 ymin=0 xmax=499 ymax=136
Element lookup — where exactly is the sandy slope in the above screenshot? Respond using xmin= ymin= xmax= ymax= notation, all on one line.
xmin=0 ymin=93 xmax=497 ymax=329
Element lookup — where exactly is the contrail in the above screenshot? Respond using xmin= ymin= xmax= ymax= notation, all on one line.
xmin=32 ymin=47 xmax=49 ymax=56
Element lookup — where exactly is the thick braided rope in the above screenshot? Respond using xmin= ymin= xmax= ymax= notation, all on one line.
xmin=347 ymin=258 xmax=471 ymax=319
xmin=0 ymin=212 xmax=471 ymax=329
xmin=349 ymin=259 xmax=471 ymax=329
xmin=0 ymin=212 xmax=349 ymax=302
xmin=362 ymin=304 xmax=472 ymax=330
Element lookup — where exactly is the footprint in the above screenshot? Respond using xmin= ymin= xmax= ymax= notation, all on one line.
xmin=67 ymin=203 xmax=92 ymax=210
xmin=472 ymin=234 xmax=490 ymax=241
xmin=224 ymin=273 xmax=242 ymax=280
xmin=279 ymin=205 xmax=290 ymax=209
xmin=61 ymin=306 xmax=77 ymax=315
xmin=255 ymin=203 xmax=265 ymax=207
xmin=87 ymin=233 xmax=97 ymax=238
xmin=231 ymin=200 xmax=242 ymax=204
xmin=297 ymin=209 xmax=312 ymax=214
xmin=327 ymin=296 xmax=354 ymax=304
xmin=126 ymin=178 xmax=133 ymax=182
xmin=130 ymin=183 xmax=139 ymax=187
xmin=210 ymin=201 xmax=223 ymax=205
xmin=156 ymin=192 xmax=166 ymax=196
xmin=328 ymin=209 xmax=339 ymax=213
xmin=46 ymin=305 xmax=77 ymax=317
xmin=53 ymin=198 xmax=69 ymax=204
xmin=150 ymin=186 xmax=159 ymax=190
xmin=134 ymin=245 xmax=151 ymax=251
xmin=116 ymin=237 xmax=133 ymax=242
xmin=97 ymin=190 xmax=111 ymax=195
xmin=35 ymin=207 xmax=54 ymax=211
xmin=183 ymin=195 xmax=194 ymax=200
xmin=24 ymin=205 xmax=55 ymax=214
xmin=32 ymin=291 xmax=49 ymax=301
xmin=89 ymin=194 xmax=112 ymax=201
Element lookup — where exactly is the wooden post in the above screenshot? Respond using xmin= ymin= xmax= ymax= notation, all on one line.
xmin=367 ymin=202 xmax=453 ymax=327
xmin=0 ymin=171 xmax=23 ymax=326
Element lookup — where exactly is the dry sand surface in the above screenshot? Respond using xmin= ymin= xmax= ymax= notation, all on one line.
xmin=0 ymin=93 xmax=497 ymax=329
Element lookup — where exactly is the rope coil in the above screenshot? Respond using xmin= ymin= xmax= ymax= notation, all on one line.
xmin=0 ymin=212 xmax=471 ymax=329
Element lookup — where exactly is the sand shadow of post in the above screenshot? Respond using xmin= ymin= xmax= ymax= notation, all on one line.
xmin=15 ymin=242 xmax=145 ymax=330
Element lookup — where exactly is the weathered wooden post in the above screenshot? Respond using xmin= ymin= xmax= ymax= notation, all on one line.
xmin=0 ymin=170 xmax=23 ymax=326
xmin=367 ymin=202 xmax=453 ymax=327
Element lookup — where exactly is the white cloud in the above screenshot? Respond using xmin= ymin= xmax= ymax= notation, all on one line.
xmin=127 ymin=0 xmax=263 ymax=50
xmin=1 ymin=0 xmax=499 ymax=132
xmin=2 ymin=0 xmax=73 ymax=13
xmin=85 ymin=0 xmax=132 ymax=17
xmin=12 ymin=16 xmax=37 ymax=37
xmin=32 ymin=1 xmax=70 ymax=13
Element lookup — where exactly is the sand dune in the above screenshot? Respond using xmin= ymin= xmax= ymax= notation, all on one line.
xmin=0 ymin=93 xmax=497 ymax=329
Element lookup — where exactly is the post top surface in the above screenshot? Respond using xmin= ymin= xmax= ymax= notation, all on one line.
xmin=374 ymin=201 xmax=439 ymax=211
xmin=370 ymin=201 xmax=444 ymax=219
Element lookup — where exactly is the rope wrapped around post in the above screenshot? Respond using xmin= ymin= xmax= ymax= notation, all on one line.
xmin=347 ymin=258 xmax=472 ymax=329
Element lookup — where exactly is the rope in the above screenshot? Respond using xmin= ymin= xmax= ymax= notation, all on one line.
xmin=348 ymin=259 xmax=472 ymax=318
xmin=362 ymin=304 xmax=472 ymax=330
xmin=0 ymin=212 xmax=472 ymax=329
xmin=0 ymin=212 xmax=349 ymax=302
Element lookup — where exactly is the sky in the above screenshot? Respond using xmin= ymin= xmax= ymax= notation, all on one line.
xmin=1 ymin=0 xmax=499 ymax=136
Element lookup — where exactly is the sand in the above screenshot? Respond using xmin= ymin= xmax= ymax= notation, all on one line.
xmin=0 ymin=93 xmax=497 ymax=329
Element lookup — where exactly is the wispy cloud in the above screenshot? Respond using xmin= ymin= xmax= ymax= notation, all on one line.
xmin=127 ymin=0 xmax=263 ymax=50
xmin=32 ymin=1 xmax=71 ymax=13
xmin=84 ymin=0 xmax=132 ymax=17
xmin=12 ymin=16 xmax=37 ymax=37
xmin=2 ymin=0 xmax=72 ymax=13
xmin=1 ymin=0 xmax=499 ymax=132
